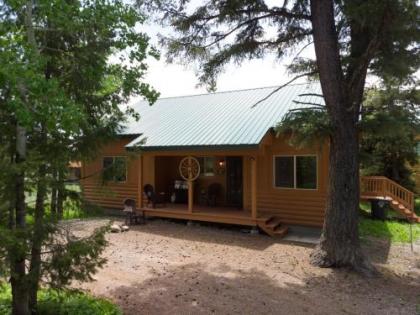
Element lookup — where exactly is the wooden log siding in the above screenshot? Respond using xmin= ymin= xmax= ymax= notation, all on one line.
xmin=81 ymin=137 xmax=140 ymax=209
xmin=253 ymin=135 xmax=329 ymax=227
xmin=81 ymin=134 xmax=329 ymax=227
xmin=82 ymin=182 xmax=138 ymax=208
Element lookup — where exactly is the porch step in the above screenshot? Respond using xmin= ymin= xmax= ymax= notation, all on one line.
xmin=257 ymin=216 xmax=288 ymax=238
xmin=388 ymin=200 xmax=420 ymax=223
xmin=273 ymin=225 xmax=289 ymax=237
xmin=266 ymin=217 xmax=282 ymax=228
xmin=361 ymin=176 xmax=419 ymax=223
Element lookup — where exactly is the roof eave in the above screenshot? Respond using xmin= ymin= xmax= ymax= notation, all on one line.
xmin=125 ymin=144 xmax=259 ymax=153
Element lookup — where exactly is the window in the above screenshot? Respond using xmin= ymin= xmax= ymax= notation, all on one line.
xmin=198 ymin=157 xmax=215 ymax=176
xmin=274 ymin=156 xmax=294 ymax=188
xmin=296 ymin=156 xmax=317 ymax=189
xmin=274 ymin=155 xmax=317 ymax=189
xmin=102 ymin=156 xmax=127 ymax=182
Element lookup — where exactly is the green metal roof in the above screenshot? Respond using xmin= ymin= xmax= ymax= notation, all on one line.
xmin=123 ymin=83 xmax=323 ymax=150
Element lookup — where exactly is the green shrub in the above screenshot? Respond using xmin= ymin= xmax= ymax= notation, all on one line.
xmin=0 ymin=284 xmax=121 ymax=315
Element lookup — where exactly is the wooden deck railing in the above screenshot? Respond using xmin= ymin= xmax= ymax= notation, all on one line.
xmin=360 ymin=176 xmax=415 ymax=211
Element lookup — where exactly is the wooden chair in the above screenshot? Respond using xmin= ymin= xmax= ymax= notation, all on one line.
xmin=143 ymin=184 xmax=166 ymax=208
xmin=123 ymin=198 xmax=146 ymax=225
xmin=200 ymin=183 xmax=222 ymax=207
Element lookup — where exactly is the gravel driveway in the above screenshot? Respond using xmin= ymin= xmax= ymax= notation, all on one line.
xmin=68 ymin=218 xmax=420 ymax=315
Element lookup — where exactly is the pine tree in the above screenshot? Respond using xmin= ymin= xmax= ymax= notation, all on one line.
xmin=143 ymin=0 xmax=420 ymax=273
xmin=0 ymin=1 xmax=158 ymax=313
xmin=360 ymin=84 xmax=420 ymax=190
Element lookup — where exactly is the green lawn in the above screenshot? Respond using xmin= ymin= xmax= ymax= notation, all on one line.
xmin=359 ymin=199 xmax=420 ymax=243
xmin=26 ymin=184 xmax=105 ymax=223
xmin=359 ymin=217 xmax=420 ymax=243
xmin=0 ymin=283 xmax=121 ymax=315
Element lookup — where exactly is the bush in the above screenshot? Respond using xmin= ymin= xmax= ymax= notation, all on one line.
xmin=0 ymin=284 xmax=121 ymax=315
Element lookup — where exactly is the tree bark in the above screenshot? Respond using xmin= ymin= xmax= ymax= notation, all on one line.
xmin=10 ymin=124 xmax=30 ymax=315
xmin=28 ymin=162 xmax=47 ymax=313
xmin=57 ymin=170 xmax=65 ymax=220
xmin=309 ymin=0 xmax=374 ymax=274
xmin=50 ymin=169 xmax=57 ymax=218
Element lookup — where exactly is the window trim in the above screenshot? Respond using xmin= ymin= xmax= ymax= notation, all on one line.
xmin=272 ymin=154 xmax=318 ymax=190
xmin=102 ymin=155 xmax=128 ymax=183
xmin=199 ymin=156 xmax=216 ymax=177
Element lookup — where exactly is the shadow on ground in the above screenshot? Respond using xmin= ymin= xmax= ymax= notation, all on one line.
xmin=127 ymin=218 xmax=282 ymax=251
xmin=70 ymin=218 xmax=419 ymax=314
xmin=128 ymin=217 xmax=396 ymax=263
xmin=108 ymin=262 xmax=420 ymax=315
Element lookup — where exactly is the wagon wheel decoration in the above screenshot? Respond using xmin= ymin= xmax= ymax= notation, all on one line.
xmin=179 ymin=156 xmax=200 ymax=181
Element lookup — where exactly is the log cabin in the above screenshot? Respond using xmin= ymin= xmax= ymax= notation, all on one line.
xmin=81 ymin=83 xmax=419 ymax=236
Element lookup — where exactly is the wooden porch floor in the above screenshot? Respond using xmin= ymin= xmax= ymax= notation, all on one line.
xmin=141 ymin=203 xmax=258 ymax=226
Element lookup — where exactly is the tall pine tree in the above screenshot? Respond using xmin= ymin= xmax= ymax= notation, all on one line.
xmin=0 ymin=1 xmax=158 ymax=313
xmin=143 ymin=0 xmax=420 ymax=273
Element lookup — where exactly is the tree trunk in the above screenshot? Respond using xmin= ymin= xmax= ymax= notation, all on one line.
xmin=57 ymin=170 xmax=65 ymax=220
xmin=50 ymin=169 xmax=57 ymax=218
xmin=10 ymin=124 xmax=30 ymax=315
xmin=28 ymin=162 xmax=47 ymax=313
xmin=309 ymin=0 xmax=374 ymax=274
xmin=10 ymin=2 xmax=46 ymax=314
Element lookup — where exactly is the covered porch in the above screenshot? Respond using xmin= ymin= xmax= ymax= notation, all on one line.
xmin=134 ymin=144 xmax=289 ymax=236
xmin=136 ymin=151 xmax=260 ymax=226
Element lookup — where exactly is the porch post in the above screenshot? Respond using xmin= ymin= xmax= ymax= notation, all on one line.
xmin=137 ymin=155 xmax=143 ymax=208
xmin=188 ymin=180 xmax=193 ymax=213
xmin=251 ymin=156 xmax=257 ymax=219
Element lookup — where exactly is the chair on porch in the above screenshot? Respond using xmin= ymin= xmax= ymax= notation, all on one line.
xmin=143 ymin=184 xmax=166 ymax=208
xmin=122 ymin=198 xmax=146 ymax=225
xmin=200 ymin=183 xmax=222 ymax=207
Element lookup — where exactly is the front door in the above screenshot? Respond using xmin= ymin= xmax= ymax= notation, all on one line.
xmin=226 ymin=157 xmax=243 ymax=207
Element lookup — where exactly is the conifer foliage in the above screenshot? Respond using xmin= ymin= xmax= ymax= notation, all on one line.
xmin=0 ymin=1 xmax=158 ymax=314
xmin=143 ymin=0 xmax=419 ymax=273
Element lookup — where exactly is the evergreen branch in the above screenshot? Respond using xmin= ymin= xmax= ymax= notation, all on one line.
xmin=291 ymin=41 xmax=314 ymax=61
xmin=292 ymin=100 xmax=325 ymax=107
xmin=166 ymin=6 xmax=310 ymax=23
xmin=298 ymin=93 xmax=324 ymax=98
xmin=251 ymin=71 xmax=317 ymax=108
xmin=202 ymin=13 xmax=276 ymax=49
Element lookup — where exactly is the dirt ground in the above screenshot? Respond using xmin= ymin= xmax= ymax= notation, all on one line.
xmin=68 ymin=218 xmax=420 ymax=315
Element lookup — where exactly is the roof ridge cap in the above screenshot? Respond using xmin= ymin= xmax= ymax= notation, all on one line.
xmin=137 ymin=81 xmax=319 ymax=102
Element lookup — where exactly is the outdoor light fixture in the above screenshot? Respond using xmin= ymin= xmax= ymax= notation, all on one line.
xmin=218 ymin=159 xmax=226 ymax=168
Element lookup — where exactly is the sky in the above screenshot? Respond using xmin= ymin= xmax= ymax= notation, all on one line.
xmin=127 ymin=1 xmax=417 ymax=103
xmin=130 ymin=22 xmax=315 ymax=101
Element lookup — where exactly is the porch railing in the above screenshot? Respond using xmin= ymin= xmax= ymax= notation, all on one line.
xmin=360 ymin=176 xmax=415 ymax=212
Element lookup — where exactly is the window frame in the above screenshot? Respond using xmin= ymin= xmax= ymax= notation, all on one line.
xmin=272 ymin=154 xmax=318 ymax=190
xmin=198 ymin=156 xmax=216 ymax=177
xmin=102 ymin=155 xmax=128 ymax=183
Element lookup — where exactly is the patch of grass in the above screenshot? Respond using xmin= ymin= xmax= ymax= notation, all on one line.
xmin=359 ymin=199 xmax=420 ymax=243
xmin=0 ymin=284 xmax=121 ymax=315
xmin=359 ymin=217 xmax=420 ymax=243
xmin=26 ymin=183 xmax=106 ymax=222
xmin=61 ymin=198 xmax=105 ymax=220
